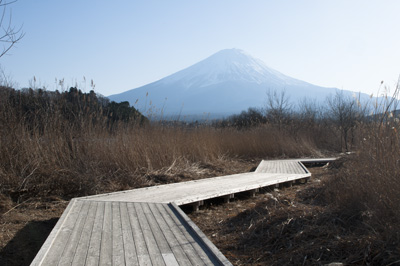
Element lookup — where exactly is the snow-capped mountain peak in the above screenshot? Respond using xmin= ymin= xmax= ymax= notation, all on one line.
xmin=108 ymin=49 xmax=343 ymax=119
xmin=161 ymin=48 xmax=291 ymax=88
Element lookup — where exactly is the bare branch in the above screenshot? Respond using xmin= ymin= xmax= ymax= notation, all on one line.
xmin=264 ymin=89 xmax=292 ymax=130
xmin=0 ymin=0 xmax=24 ymax=58
xmin=0 ymin=1 xmax=18 ymax=7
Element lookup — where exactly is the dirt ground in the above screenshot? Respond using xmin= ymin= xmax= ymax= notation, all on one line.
xmin=188 ymin=167 xmax=400 ymax=265
xmin=0 ymin=197 xmax=68 ymax=266
xmin=1 ymin=164 xmax=399 ymax=265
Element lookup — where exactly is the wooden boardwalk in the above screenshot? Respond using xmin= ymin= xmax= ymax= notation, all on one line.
xmin=31 ymin=158 xmax=334 ymax=266
xmin=79 ymin=172 xmax=310 ymax=205
xmin=255 ymin=160 xmax=309 ymax=174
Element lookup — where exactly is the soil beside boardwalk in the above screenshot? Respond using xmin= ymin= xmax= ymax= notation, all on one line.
xmin=188 ymin=166 xmax=400 ymax=265
xmin=1 ymin=161 xmax=398 ymax=265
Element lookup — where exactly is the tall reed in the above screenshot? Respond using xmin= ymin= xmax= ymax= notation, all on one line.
xmin=0 ymin=86 xmax=332 ymax=202
xmin=325 ymin=82 xmax=400 ymax=234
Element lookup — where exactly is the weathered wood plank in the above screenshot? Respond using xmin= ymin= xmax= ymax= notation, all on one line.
xmin=158 ymin=203 xmax=206 ymax=266
xmin=71 ymin=201 xmax=97 ymax=266
xmin=134 ymin=202 xmax=166 ymax=266
xmin=300 ymin=158 xmax=337 ymax=164
xmin=58 ymin=200 xmax=91 ymax=266
xmin=165 ymin=203 xmax=215 ymax=265
xmin=40 ymin=200 xmax=84 ymax=265
xmin=126 ymin=202 xmax=151 ymax=266
xmin=81 ymin=172 xmax=310 ymax=205
xmin=120 ymin=202 xmax=139 ymax=266
xmin=112 ymin=202 xmax=125 ymax=265
xmin=170 ymin=203 xmax=233 ymax=266
xmin=149 ymin=203 xmax=191 ymax=266
xmin=142 ymin=203 xmax=180 ymax=266
xmin=99 ymin=201 xmax=112 ymax=265
xmin=162 ymin=253 xmax=179 ymax=266
xmin=141 ymin=203 xmax=171 ymax=255
xmin=255 ymin=160 xmax=308 ymax=174
xmin=86 ymin=201 xmax=105 ymax=266
xmin=31 ymin=199 xmax=80 ymax=266
xmin=298 ymin=161 xmax=310 ymax=174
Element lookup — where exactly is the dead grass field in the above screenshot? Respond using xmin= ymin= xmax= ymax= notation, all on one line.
xmin=2 ymin=86 xmax=400 ymax=265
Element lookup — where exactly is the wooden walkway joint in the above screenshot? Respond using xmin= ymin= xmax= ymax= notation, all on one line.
xmin=31 ymin=158 xmax=335 ymax=266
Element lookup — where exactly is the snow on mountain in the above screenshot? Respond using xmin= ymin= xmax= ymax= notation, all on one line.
xmin=108 ymin=49 xmax=353 ymax=119
xmin=161 ymin=49 xmax=296 ymax=88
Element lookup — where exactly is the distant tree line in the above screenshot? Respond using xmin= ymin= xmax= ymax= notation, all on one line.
xmin=0 ymin=86 xmax=147 ymax=133
xmin=214 ymin=90 xmax=374 ymax=153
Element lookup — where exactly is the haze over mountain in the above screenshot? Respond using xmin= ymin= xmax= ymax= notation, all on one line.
xmin=108 ymin=49 xmax=357 ymax=119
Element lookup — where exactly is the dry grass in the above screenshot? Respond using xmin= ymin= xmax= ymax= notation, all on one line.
xmin=0 ymin=119 xmax=323 ymax=202
xmin=324 ymin=84 xmax=400 ymax=241
xmin=0 ymin=86 xmax=328 ymax=203
xmin=0 ymin=86 xmax=337 ymax=204
xmin=324 ymin=125 xmax=400 ymax=236
xmin=2 ymin=84 xmax=400 ymax=265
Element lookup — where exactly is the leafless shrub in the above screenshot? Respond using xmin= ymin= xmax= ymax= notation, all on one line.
xmin=325 ymin=80 xmax=400 ymax=236
xmin=326 ymin=90 xmax=367 ymax=152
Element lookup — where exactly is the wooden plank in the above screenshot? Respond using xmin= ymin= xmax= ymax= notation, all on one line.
xmin=141 ymin=203 xmax=180 ymax=266
xmin=255 ymin=160 xmax=309 ymax=174
xmin=71 ymin=200 xmax=97 ymax=266
xmin=31 ymin=199 xmax=80 ymax=266
xmin=99 ymin=201 xmax=112 ymax=266
xmin=298 ymin=161 xmax=310 ymax=174
xmin=78 ymin=173 xmax=260 ymax=202
xmin=167 ymin=204 xmax=215 ymax=265
xmin=58 ymin=200 xmax=91 ymax=266
xmin=300 ymin=157 xmax=337 ymax=164
xmin=169 ymin=174 xmax=310 ymax=205
xmin=77 ymin=158 xmax=329 ymax=202
xmin=169 ymin=203 xmax=232 ymax=266
xmin=141 ymin=203 xmax=172 ymax=254
xmin=80 ymin=172 xmax=310 ymax=205
xmin=162 ymin=253 xmax=179 ymax=266
xmin=120 ymin=202 xmax=139 ymax=266
xmin=134 ymin=202 xmax=166 ymax=266
xmin=40 ymin=200 xmax=84 ymax=265
xmin=112 ymin=202 xmax=125 ymax=265
xmin=126 ymin=202 xmax=152 ymax=266
xmin=86 ymin=201 xmax=105 ymax=266
xmin=288 ymin=162 xmax=295 ymax=174
xmin=148 ymin=203 xmax=191 ymax=265
xmin=158 ymin=203 xmax=206 ymax=266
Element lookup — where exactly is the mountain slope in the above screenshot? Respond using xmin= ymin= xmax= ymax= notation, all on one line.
xmin=108 ymin=49 xmax=341 ymax=118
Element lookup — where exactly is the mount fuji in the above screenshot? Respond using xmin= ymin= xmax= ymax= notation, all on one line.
xmin=108 ymin=49 xmax=345 ymax=119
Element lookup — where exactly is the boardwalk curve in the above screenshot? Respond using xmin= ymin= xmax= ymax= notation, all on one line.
xmin=31 ymin=158 xmax=334 ymax=266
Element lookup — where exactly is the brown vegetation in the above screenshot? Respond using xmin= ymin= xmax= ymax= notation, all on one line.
xmin=0 ymin=86 xmax=338 ymax=203
xmin=189 ymin=85 xmax=400 ymax=265
xmin=325 ymin=117 xmax=400 ymax=240
xmin=190 ymin=166 xmax=400 ymax=265
xmin=1 ymin=83 xmax=400 ymax=265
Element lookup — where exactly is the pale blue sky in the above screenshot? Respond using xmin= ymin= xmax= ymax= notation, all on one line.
xmin=1 ymin=0 xmax=400 ymax=96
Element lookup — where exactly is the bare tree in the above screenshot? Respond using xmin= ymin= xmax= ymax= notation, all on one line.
xmin=264 ymin=89 xmax=292 ymax=130
xmin=327 ymin=90 xmax=364 ymax=152
xmin=292 ymin=98 xmax=321 ymax=133
xmin=0 ymin=0 xmax=24 ymax=58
